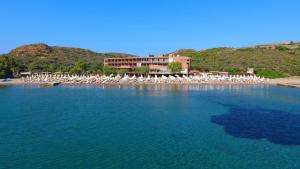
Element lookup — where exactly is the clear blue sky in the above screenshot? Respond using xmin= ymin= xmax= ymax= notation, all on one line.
xmin=1 ymin=0 xmax=299 ymax=56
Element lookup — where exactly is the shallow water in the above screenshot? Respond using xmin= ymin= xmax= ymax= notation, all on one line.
xmin=0 ymin=85 xmax=300 ymax=169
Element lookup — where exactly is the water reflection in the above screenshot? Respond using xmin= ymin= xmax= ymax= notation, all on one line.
xmin=114 ymin=84 xmax=268 ymax=97
xmin=112 ymin=84 xmax=268 ymax=91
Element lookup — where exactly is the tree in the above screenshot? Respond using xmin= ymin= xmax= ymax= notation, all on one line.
xmin=89 ymin=62 xmax=103 ymax=74
xmin=0 ymin=56 xmax=14 ymax=78
xmin=168 ymin=62 xmax=182 ymax=73
xmin=103 ymin=66 xmax=117 ymax=75
xmin=69 ymin=60 xmax=88 ymax=75
xmin=28 ymin=61 xmax=49 ymax=73
xmin=134 ymin=66 xmax=149 ymax=74
xmin=117 ymin=69 xmax=128 ymax=76
xmin=59 ymin=65 xmax=72 ymax=73
xmin=9 ymin=58 xmax=23 ymax=76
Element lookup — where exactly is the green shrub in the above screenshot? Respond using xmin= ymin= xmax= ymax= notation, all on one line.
xmin=69 ymin=60 xmax=88 ymax=75
xmin=225 ymin=68 xmax=244 ymax=75
xmin=191 ymin=64 xmax=202 ymax=71
xmin=202 ymin=66 xmax=211 ymax=72
xmin=89 ymin=62 xmax=103 ymax=74
xmin=168 ymin=62 xmax=182 ymax=73
xmin=275 ymin=46 xmax=289 ymax=51
xmin=236 ymin=48 xmax=254 ymax=52
xmin=117 ymin=69 xmax=128 ymax=76
xmin=103 ymin=66 xmax=117 ymax=75
xmin=134 ymin=66 xmax=149 ymax=74
xmin=255 ymin=69 xmax=288 ymax=78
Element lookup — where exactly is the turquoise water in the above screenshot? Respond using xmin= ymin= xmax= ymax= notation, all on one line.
xmin=0 ymin=85 xmax=300 ymax=169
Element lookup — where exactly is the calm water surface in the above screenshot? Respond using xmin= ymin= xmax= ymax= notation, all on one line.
xmin=0 ymin=85 xmax=300 ymax=169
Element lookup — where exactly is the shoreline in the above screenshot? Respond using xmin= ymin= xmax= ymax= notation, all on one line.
xmin=1 ymin=76 xmax=300 ymax=88
xmin=0 ymin=78 xmax=270 ymax=86
xmin=269 ymin=76 xmax=300 ymax=87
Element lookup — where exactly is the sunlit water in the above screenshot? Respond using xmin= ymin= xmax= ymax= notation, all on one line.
xmin=0 ymin=85 xmax=300 ymax=169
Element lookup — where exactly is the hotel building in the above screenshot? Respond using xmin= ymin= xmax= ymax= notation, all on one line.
xmin=104 ymin=54 xmax=191 ymax=74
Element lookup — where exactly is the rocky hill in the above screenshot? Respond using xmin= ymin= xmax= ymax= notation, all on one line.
xmin=10 ymin=43 xmax=52 ymax=57
xmin=7 ymin=43 xmax=136 ymax=73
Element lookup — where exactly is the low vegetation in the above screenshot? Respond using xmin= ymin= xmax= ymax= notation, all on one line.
xmin=255 ymin=69 xmax=288 ymax=79
xmin=168 ymin=62 xmax=182 ymax=73
xmin=134 ymin=66 xmax=149 ymax=74
xmin=103 ymin=66 xmax=117 ymax=76
xmin=175 ymin=46 xmax=300 ymax=78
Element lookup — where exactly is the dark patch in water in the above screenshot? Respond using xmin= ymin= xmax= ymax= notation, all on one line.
xmin=211 ymin=108 xmax=300 ymax=146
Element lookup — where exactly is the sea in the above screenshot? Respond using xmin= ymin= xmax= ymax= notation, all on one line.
xmin=0 ymin=85 xmax=300 ymax=169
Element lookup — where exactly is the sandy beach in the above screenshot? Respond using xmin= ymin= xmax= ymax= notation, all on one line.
xmin=1 ymin=76 xmax=300 ymax=88
xmin=269 ymin=76 xmax=300 ymax=87
xmin=0 ymin=79 xmax=25 ymax=85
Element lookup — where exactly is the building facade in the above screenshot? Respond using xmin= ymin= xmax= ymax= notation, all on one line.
xmin=254 ymin=42 xmax=300 ymax=49
xmin=104 ymin=54 xmax=191 ymax=74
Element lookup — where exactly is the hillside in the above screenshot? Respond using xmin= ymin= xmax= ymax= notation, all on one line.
xmin=8 ymin=43 xmax=136 ymax=73
xmin=1 ymin=42 xmax=300 ymax=78
xmin=175 ymin=44 xmax=300 ymax=78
